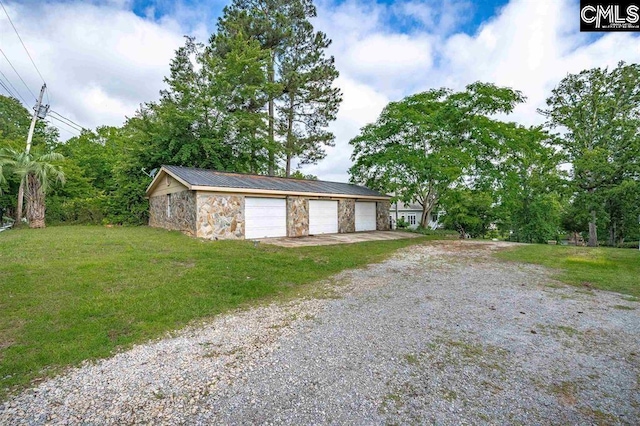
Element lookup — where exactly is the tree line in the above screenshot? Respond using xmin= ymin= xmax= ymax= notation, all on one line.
xmin=349 ymin=62 xmax=640 ymax=247
xmin=1 ymin=0 xmax=336 ymax=226
xmin=0 ymin=0 xmax=638 ymax=247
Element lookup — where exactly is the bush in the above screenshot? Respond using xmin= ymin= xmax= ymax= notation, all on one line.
xmin=413 ymin=227 xmax=459 ymax=238
xmin=396 ymin=218 xmax=409 ymax=229
xmin=617 ymin=241 xmax=640 ymax=249
xmin=46 ymin=196 xmax=107 ymax=225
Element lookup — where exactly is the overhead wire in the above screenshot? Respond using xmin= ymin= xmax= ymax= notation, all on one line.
xmin=0 ymin=0 xmax=47 ymax=103
xmin=0 ymin=68 xmax=27 ymax=104
xmin=0 ymin=78 xmax=13 ymax=97
xmin=0 ymin=47 xmax=37 ymax=101
xmin=49 ymin=110 xmax=85 ymax=131
xmin=48 ymin=114 xmax=84 ymax=133
xmin=45 ymin=119 xmax=80 ymax=137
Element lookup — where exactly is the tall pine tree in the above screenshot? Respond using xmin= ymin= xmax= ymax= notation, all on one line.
xmin=216 ymin=0 xmax=341 ymax=176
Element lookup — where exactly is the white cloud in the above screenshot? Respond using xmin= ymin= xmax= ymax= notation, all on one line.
xmin=0 ymin=1 xmax=186 ymax=132
xmin=342 ymin=33 xmax=433 ymax=93
xmin=302 ymin=0 xmax=640 ymax=181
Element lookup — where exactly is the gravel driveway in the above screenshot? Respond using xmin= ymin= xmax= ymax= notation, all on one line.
xmin=2 ymin=240 xmax=639 ymax=425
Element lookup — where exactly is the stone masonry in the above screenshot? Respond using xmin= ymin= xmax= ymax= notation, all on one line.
xmin=376 ymin=201 xmax=391 ymax=231
xmin=338 ymin=199 xmax=355 ymax=233
xmin=287 ymin=197 xmax=309 ymax=237
xmin=149 ymin=191 xmax=197 ymax=236
xmin=196 ymin=193 xmax=244 ymax=240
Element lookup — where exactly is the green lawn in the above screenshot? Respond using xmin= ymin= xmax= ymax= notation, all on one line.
xmin=496 ymin=244 xmax=640 ymax=298
xmin=0 ymin=226 xmax=431 ymax=398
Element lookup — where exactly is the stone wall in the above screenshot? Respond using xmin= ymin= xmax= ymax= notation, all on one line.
xmin=338 ymin=199 xmax=355 ymax=233
xmin=148 ymin=190 xmax=197 ymax=235
xmin=196 ymin=193 xmax=244 ymax=240
xmin=287 ymin=197 xmax=309 ymax=237
xmin=376 ymin=201 xmax=391 ymax=231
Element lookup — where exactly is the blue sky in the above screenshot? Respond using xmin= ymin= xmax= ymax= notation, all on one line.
xmin=1 ymin=0 xmax=638 ymax=180
xmin=128 ymin=0 xmax=512 ymax=35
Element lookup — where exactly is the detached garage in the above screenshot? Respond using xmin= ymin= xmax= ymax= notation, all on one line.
xmin=146 ymin=165 xmax=391 ymax=240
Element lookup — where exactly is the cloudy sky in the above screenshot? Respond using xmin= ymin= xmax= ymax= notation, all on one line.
xmin=1 ymin=0 xmax=639 ymax=182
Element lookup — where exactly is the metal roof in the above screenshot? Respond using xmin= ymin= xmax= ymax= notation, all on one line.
xmin=160 ymin=165 xmax=389 ymax=198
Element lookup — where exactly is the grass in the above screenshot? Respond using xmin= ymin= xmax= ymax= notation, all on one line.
xmin=495 ymin=244 xmax=640 ymax=298
xmin=0 ymin=225 xmax=433 ymax=398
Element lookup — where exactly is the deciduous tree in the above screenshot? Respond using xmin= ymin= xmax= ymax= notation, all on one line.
xmin=349 ymin=83 xmax=525 ymax=228
xmin=541 ymin=62 xmax=640 ymax=246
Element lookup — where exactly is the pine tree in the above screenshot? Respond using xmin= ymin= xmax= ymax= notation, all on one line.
xmin=216 ymin=0 xmax=341 ymax=176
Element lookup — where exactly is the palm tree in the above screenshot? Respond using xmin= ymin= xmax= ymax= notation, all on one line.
xmin=0 ymin=148 xmax=65 ymax=228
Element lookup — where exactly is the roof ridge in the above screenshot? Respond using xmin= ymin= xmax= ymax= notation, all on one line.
xmin=163 ymin=165 xmax=363 ymax=186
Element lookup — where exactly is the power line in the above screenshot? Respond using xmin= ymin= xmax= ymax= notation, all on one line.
xmin=48 ymin=114 xmax=83 ymax=133
xmin=0 ymin=47 xmax=37 ymax=101
xmin=0 ymin=78 xmax=13 ymax=97
xmin=49 ymin=112 xmax=84 ymax=132
xmin=49 ymin=110 xmax=85 ymax=131
xmin=0 ymin=0 xmax=47 ymax=92
xmin=0 ymin=68 xmax=27 ymax=104
xmin=45 ymin=119 xmax=80 ymax=138
xmin=0 ymin=70 xmax=16 ymax=98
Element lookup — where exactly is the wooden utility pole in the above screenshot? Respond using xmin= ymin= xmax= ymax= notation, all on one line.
xmin=16 ymin=84 xmax=47 ymax=223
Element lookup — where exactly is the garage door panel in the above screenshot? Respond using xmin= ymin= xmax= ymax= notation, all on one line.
xmin=309 ymin=200 xmax=338 ymax=235
xmin=355 ymin=202 xmax=376 ymax=231
xmin=245 ymin=198 xmax=286 ymax=239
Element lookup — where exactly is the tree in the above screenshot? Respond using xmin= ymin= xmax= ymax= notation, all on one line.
xmin=541 ymin=62 xmax=640 ymax=246
xmin=216 ymin=0 xmax=341 ymax=176
xmin=349 ymin=83 xmax=525 ymax=228
xmin=276 ymin=12 xmax=340 ymax=176
xmin=493 ymin=125 xmax=566 ymax=243
xmin=0 ymin=95 xmax=59 ymax=220
xmin=440 ymin=189 xmax=494 ymax=238
xmin=603 ymin=179 xmax=640 ymax=245
xmin=0 ymin=148 xmax=65 ymax=228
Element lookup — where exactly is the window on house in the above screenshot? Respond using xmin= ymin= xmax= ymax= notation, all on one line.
xmin=167 ymin=193 xmax=172 ymax=218
xmin=407 ymin=214 xmax=417 ymax=226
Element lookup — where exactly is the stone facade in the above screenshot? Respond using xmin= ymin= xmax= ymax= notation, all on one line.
xmin=287 ymin=197 xmax=309 ymax=237
xmin=338 ymin=199 xmax=355 ymax=233
xmin=149 ymin=190 xmax=197 ymax=235
xmin=196 ymin=193 xmax=244 ymax=240
xmin=376 ymin=201 xmax=391 ymax=231
xmin=149 ymin=186 xmax=391 ymax=240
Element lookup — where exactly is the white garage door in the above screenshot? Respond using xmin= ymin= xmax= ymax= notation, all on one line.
xmin=355 ymin=202 xmax=377 ymax=231
xmin=245 ymin=197 xmax=286 ymax=239
xmin=309 ymin=200 xmax=338 ymax=235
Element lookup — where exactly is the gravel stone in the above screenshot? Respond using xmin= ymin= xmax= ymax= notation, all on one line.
xmin=1 ymin=240 xmax=638 ymax=425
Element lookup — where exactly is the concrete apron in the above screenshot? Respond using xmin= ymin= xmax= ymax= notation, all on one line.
xmin=256 ymin=231 xmax=422 ymax=247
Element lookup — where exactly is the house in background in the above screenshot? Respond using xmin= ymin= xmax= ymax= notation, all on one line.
xmin=145 ymin=165 xmax=391 ymax=240
xmin=390 ymin=201 xmax=443 ymax=230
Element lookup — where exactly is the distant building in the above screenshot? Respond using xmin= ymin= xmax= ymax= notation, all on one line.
xmin=390 ymin=202 xmax=443 ymax=230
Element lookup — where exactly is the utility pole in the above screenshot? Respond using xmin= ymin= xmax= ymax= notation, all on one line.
xmin=16 ymin=84 xmax=48 ymax=223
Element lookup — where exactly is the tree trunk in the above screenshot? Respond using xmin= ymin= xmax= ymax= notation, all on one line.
xmin=285 ymin=92 xmax=294 ymax=178
xmin=16 ymin=180 xmax=25 ymax=222
xmin=26 ymin=173 xmax=46 ymax=229
xmin=608 ymin=223 xmax=615 ymax=247
xmin=420 ymin=206 xmax=432 ymax=228
xmin=267 ymin=52 xmax=276 ymax=176
xmin=588 ymin=209 xmax=597 ymax=247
